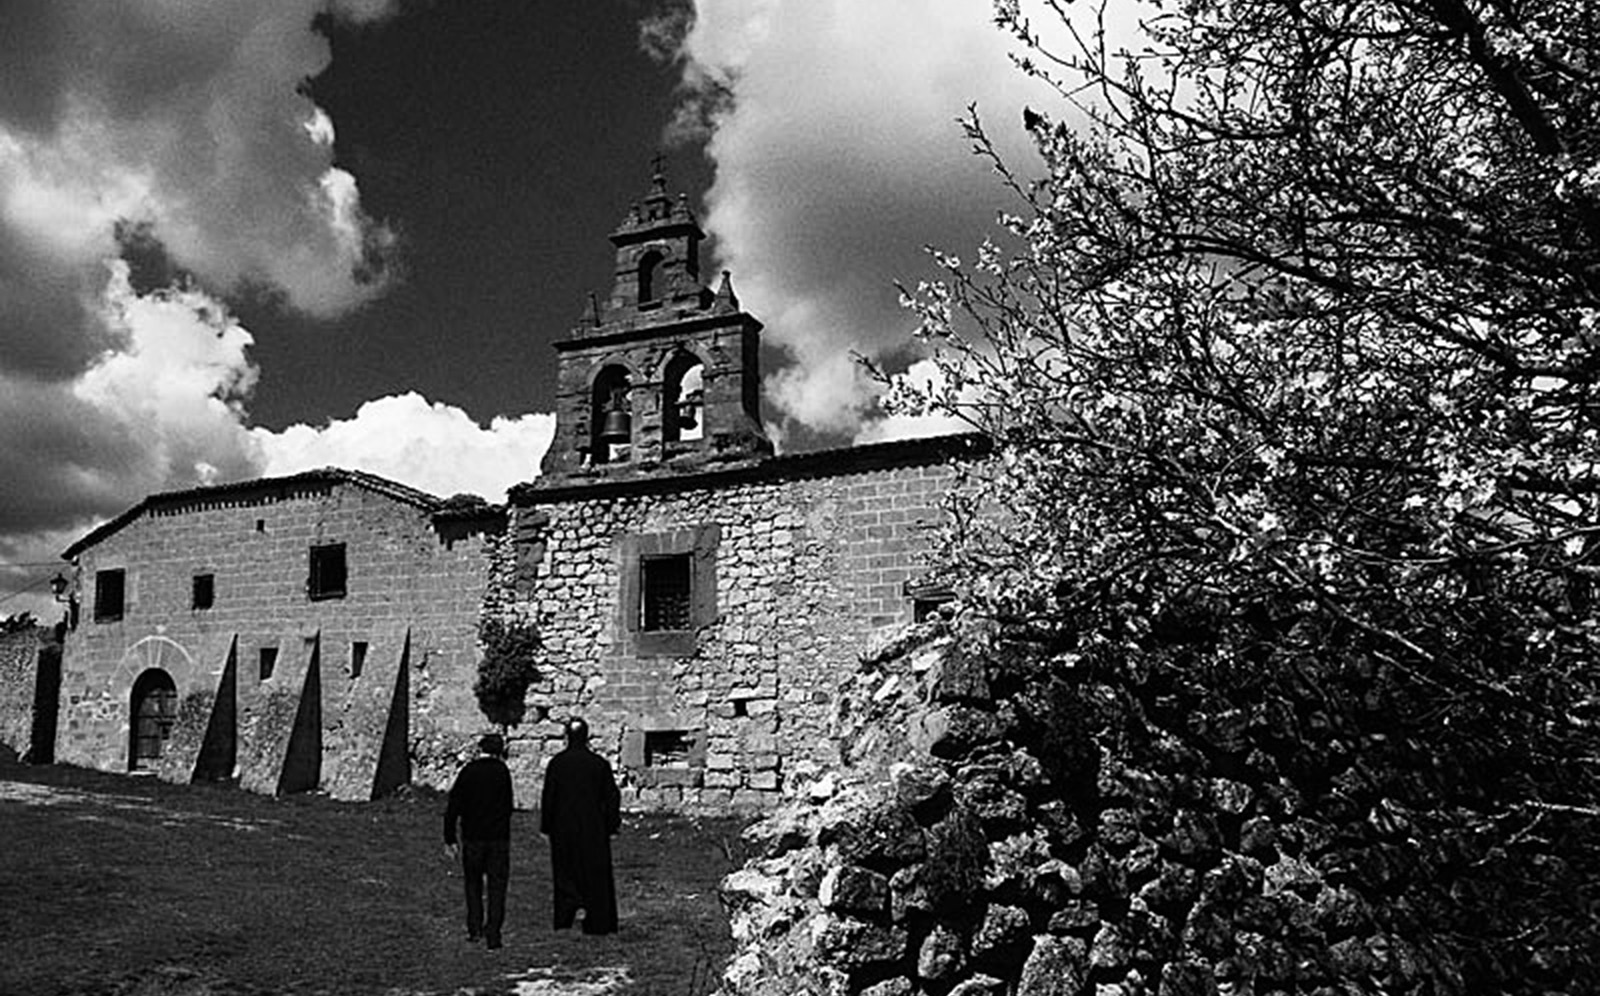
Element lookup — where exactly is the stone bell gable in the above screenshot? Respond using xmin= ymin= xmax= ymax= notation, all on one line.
xmin=541 ymin=163 xmax=771 ymax=482
xmin=488 ymin=163 xmax=991 ymax=813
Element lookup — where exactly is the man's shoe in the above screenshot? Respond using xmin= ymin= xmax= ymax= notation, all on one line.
xmin=486 ymin=936 xmax=503 ymax=950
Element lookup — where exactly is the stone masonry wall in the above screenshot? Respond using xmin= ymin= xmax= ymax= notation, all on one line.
xmin=0 ymin=626 xmax=45 ymax=756
xmin=488 ymin=453 xmax=964 ymax=812
xmin=714 ymin=621 xmax=1462 ymax=996
xmin=56 ymin=482 xmax=493 ymax=800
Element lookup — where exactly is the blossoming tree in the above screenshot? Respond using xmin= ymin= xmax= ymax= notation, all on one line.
xmin=894 ymin=0 xmax=1600 ymax=986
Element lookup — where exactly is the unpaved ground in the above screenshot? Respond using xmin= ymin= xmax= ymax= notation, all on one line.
xmin=1 ymin=757 xmax=738 ymax=996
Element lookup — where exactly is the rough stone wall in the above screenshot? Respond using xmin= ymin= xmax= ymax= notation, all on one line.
xmin=0 ymin=627 xmax=45 ymax=755
xmin=489 ymin=455 xmax=961 ymax=812
xmin=714 ymin=622 xmax=1462 ymax=996
xmin=55 ymin=483 xmax=494 ymax=799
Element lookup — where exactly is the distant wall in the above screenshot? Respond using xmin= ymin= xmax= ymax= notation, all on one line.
xmin=0 ymin=627 xmax=45 ymax=756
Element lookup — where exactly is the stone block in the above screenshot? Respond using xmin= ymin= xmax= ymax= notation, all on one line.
xmin=971 ymin=903 xmax=1032 ymax=969
xmin=947 ymin=975 xmax=1007 ymax=996
xmin=829 ymin=802 xmax=927 ymax=870
xmin=913 ymin=705 xmax=1000 ymax=760
xmin=1157 ymin=960 xmax=1212 ymax=996
xmin=927 ymin=644 xmax=990 ymax=703
xmin=643 ymin=766 xmax=702 ymax=789
xmin=706 ymin=751 xmax=736 ymax=771
xmin=918 ymin=923 xmax=966 ymax=981
xmin=1238 ymin=815 xmax=1279 ymax=862
xmin=809 ymin=913 xmax=908 ymax=969
xmin=889 ymin=863 xmax=930 ymax=922
xmin=1136 ymin=861 xmax=1199 ymax=916
xmin=1097 ymin=808 xmax=1143 ymax=850
xmin=748 ymin=770 xmax=779 ymax=791
xmin=697 ymin=788 xmax=734 ymax=808
xmin=1085 ymin=919 xmax=1132 ymax=970
xmin=891 ymin=762 xmax=952 ymax=824
xmin=819 ymin=864 xmax=890 ymax=915
xmin=1264 ymin=855 xmax=1320 ymax=898
xmin=1046 ymin=900 xmax=1100 ymax=934
xmin=1017 ymin=935 xmax=1089 ymax=996
xmin=955 ymin=771 xmax=1029 ymax=835
xmin=1162 ymin=808 xmax=1223 ymax=865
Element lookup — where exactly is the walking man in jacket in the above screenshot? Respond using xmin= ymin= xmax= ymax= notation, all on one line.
xmin=540 ymin=717 xmax=622 ymax=934
xmin=444 ymin=733 xmax=515 ymax=949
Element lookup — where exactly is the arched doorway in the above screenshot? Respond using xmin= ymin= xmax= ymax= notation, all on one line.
xmin=129 ymin=669 xmax=177 ymax=772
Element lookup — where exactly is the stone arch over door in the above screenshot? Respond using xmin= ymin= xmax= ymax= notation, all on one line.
xmin=113 ymin=635 xmax=199 ymax=772
xmin=129 ymin=668 xmax=177 ymax=771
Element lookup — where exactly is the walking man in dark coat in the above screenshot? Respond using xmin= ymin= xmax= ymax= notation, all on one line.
xmin=540 ymin=717 xmax=621 ymax=934
xmin=444 ymin=733 xmax=515 ymax=949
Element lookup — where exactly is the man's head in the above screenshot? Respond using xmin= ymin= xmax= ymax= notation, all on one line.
xmin=565 ymin=717 xmax=589 ymax=748
xmin=478 ymin=733 xmax=506 ymax=758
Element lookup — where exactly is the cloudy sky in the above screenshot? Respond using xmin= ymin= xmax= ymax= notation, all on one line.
xmin=0 ymin=0 xmax=1061 ymax=615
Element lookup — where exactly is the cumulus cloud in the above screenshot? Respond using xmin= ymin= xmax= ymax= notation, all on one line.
xmin=0 ymin=0 xmax=452 ymax=592
xmin=854 ymin=358 xmax=973 ymax=444
xmin=0 ymin=261 xmax=263 ymax=621
xmin=652 ymin=0 xmax=1058 ymax=443
xmin=254 ymin=394 xmax=556 ymax=504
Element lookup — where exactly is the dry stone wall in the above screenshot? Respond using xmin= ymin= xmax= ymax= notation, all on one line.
xmin=714 ymin=620 xmax=1468 ymax=996
xmin=489 ymin=444 xmax=969 ymax=812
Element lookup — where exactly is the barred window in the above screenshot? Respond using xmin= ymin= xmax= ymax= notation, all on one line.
xmin=641 ymin=554 xmax=692 ymax=631
xmin=644 ymin=730 xmax=692 ymax=767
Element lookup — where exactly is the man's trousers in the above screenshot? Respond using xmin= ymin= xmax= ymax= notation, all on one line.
xmin=461 ymin=838 xmax=511 ymax=945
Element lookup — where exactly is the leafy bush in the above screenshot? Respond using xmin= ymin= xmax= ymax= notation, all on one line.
xmin=473 ymin=616 xmax=541 ymax=728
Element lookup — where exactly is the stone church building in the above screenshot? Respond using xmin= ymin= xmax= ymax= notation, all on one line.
xmin=32 ymin=168 xmax=983 ymax=811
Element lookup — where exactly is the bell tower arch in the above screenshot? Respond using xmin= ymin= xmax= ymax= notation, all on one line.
xmin=540 ymin=162 xmax=771 ymax=481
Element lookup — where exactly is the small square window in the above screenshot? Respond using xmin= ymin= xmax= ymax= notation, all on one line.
xmin=350 ymin=641 xmax=368 ymax=679
xmin=259 ymin=646 xmax=278 ymax=681
xmin=641 ymin=554 xmax=692 ymax=631
xmin=308 ymin=543 xmax=347 ymax=600
xmin=93 ymin=569 xmax=126 ymax=623
xmin=644 ymin=730 xmax=692 ymax=767
xmin=255 ymin=518 xmax=265 ymax=533
xmin=192 ymin=573 xmax=215 ymax=611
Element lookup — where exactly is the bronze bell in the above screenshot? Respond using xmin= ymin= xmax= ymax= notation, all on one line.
xmin=599 ymin=402 xmax=632 ymax=443
xmin=676 ymin=388 xmax=703 ymax=430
